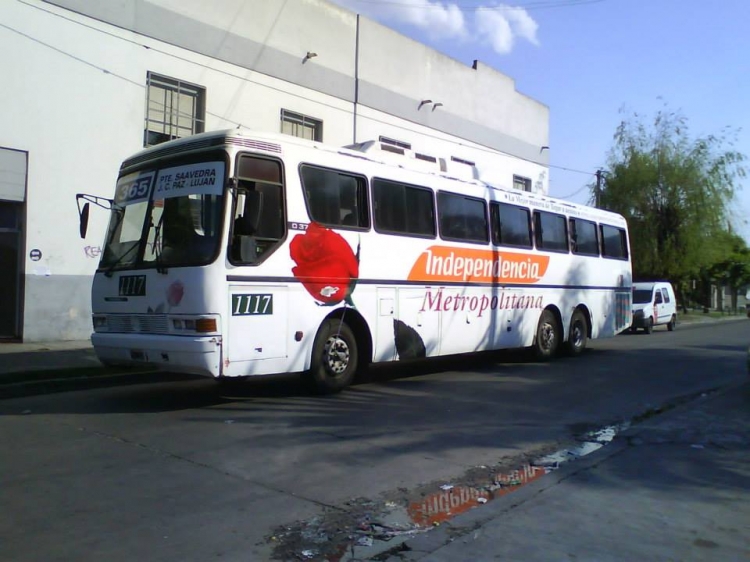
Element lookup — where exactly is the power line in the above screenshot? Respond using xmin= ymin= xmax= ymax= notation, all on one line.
xmin=11 ymin=0 xmax=602 ymax=176
xmin=348 ymin=0 xmax=605 ymax=11
xmin=547 ymin=163 xmax=596 ymax=176
xmin=555 ymin=183 xmax=590 ymax=200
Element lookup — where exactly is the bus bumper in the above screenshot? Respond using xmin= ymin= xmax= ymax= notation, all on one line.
xmin=91 ymin=333 xmax=222 ymax=377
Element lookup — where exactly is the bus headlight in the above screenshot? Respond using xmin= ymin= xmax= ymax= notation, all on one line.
xmin=92 ymin=315 xmax=108 ymax=331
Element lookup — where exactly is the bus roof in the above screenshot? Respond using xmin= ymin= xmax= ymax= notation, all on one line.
xmin=122 ymin=128 xmax=625 ymax=224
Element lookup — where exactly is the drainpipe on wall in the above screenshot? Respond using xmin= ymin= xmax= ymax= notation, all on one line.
xmin=353 ymin=14 xmax=360 ymax=144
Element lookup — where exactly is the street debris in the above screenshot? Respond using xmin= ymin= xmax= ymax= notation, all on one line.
xmin=267 ymin=421 xmax=635 ymax=561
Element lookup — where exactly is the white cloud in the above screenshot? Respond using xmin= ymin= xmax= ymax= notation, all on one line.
xmin=398 ymin=1 xmax=467 ymax=40
xmin=329 ymin=1 xmax=539 ymax=55
xmin=474 ymin=5 xmax=539 ymax=54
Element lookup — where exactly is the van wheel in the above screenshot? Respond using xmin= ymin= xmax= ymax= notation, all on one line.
xmin=304 ymin=319 xmax=358 ymax=394
xmin=565 ymin=310 xmax=587 ymax=356
xmin=645 ymin=318 xmax=654 ymax=334
xmin=667 ymin=315 xmax=676 ymax=331
xmin=533 ymin=310 xmax=560 ymax=360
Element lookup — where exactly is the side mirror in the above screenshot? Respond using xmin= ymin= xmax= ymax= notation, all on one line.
xmin=79 ymin=202 xmax=90 ymax=239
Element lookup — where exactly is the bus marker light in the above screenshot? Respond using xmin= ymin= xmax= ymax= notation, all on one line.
xmin=196 ymin=318 xmax=217 ymax=333
xmin=295 ymin=331 xmax=303 ymax=341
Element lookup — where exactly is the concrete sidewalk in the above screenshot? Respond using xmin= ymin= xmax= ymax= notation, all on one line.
xmin=0 ymin=340 xmax=99 ymax=377
xmin=385 ymin=381 xmax=750 ymax=562
xmin=0 ymin=340 xmax=183 ymax=399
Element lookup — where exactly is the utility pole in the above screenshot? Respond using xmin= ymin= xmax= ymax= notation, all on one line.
xmin=594 ymin=169 xmax=603 ymax=208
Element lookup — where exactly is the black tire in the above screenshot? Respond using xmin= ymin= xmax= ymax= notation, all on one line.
xmin=565 ymin=309 xmax=588 ymax=356
xmin=304 ymin=319 xmax=358 ymax=394
xmin=644 ymin=317 xmax=653 ymax=334
xmin=533 ymin=309 xmax=561 ymax=360
xmin=216 ymin=376 xmax=247 ymax=391
xmin=667 ymin=315 xmax=676 ymax=331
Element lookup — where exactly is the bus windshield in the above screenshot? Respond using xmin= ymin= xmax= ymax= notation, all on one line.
xmin=100 ymin=161 xmax=225 ymax=272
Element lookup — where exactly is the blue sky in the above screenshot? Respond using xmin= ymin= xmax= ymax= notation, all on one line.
xmin=329 ymin=0 xmax=750 ymax=242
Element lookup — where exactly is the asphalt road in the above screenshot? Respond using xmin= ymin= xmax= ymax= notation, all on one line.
xmin=2 ymin=319 xmax=748 ymax=561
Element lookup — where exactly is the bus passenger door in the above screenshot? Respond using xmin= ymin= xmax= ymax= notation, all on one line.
xmin=395 ymin=288 xmax=440 ymax=359
xmin=226 ymin=285 xmax=288 ymax=372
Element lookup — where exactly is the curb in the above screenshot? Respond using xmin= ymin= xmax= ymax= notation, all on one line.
xmin=385 ymin=380 xmax=749 ymax=561
xmin=0 ymin=369 xmax=199 ymax=400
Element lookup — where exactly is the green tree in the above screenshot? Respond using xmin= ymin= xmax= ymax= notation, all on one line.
xmin=593 ymin=106 xmax=746 ymax=300
xmin=707 ymin=232 xmax=750 ymax=312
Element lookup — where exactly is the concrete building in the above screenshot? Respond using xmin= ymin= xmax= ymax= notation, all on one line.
xmin=0 ymin=0 xmax=550 ymax=342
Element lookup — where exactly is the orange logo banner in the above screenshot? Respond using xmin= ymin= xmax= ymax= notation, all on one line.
xmin=407 ymin=246 xmax=549 ymax=284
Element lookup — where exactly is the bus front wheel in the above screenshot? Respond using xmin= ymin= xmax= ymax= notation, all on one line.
xmin=533 ymin=309 xmax=560 ymax=360
xmin=305 ymin=319 xmax=358 ymax=394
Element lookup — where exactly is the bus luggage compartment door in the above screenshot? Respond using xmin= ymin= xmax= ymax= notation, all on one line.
xmin=227 ymin=285 xmax=289 ymax=366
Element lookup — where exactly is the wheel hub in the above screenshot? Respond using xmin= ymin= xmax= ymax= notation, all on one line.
xmin=541 ymin=323 xmax=555 ymax=350
xmin=324 ymin=336 xmax=350 ymax=375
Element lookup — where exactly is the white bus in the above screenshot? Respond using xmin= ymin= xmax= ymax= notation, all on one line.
xmin=77 ymin=129 xmax=632 ymax=393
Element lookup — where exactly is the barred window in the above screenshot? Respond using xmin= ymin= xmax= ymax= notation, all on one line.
xmin=281 ymin=110 xmax=323 ymax=142
xmin=513 ymin=175 xmax=532 ymax=192
xmin=144 ymin=73 xmax=205 ymax=147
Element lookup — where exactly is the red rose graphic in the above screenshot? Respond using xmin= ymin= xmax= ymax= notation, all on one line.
xmin=166 ymin=280 xmax=185 ymax=307
xmin=290 ymin=223 xmax=359 ymax=305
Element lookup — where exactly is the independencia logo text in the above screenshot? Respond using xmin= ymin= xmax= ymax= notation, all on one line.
xmin=407 ymin=246 xmax=550 ymax=284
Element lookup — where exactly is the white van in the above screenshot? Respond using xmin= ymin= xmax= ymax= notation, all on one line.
xmin=631 ymin=282 xmax=677 ymax=334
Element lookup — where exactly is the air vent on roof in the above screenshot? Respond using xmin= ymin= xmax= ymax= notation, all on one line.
xmin=226 ymin=137 xmax=282 ymax=153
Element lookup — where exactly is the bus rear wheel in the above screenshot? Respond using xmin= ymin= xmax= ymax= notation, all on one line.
xmin=304 ymin=319 xmax=358 ymax=394
xmin=565 ymin=309 xmax=587 ymax=356
xmin=533 ymin=309 xmax=560 ymax=360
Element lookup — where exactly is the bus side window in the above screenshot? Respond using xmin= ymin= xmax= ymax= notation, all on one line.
xmin=534 ymin=210 xmax=568 ymax=253
xmin=232 ymin=155 xmax=286 ymax=265
xmin=600 ymin=224 xmax=629 ymax=260
xmin=300 ymin=165 xmax=369 ymax=230
xmin=491 ymin=202 xmax=532 ymax=248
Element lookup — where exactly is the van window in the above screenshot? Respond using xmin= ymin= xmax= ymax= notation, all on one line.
xmin=654 ymin=291 xmax=663 ymax=304
xmin=633 ymin=289 xmax=652 ymax=304
xmin=661 ymin=288 xmax=670 ymax=303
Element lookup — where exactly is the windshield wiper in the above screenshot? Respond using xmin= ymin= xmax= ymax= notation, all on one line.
xmin=151 ymin=214 xmax=168 ymax=274
xmin=103 ymin=240 xmax=140 ymax=278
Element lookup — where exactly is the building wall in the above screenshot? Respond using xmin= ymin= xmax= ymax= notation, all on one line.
xmin=1 ymin=0 xmax=550 ymax=341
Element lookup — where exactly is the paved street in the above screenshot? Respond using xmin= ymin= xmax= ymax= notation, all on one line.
xmin=1 ymin=319 xmax=748 ymax=561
